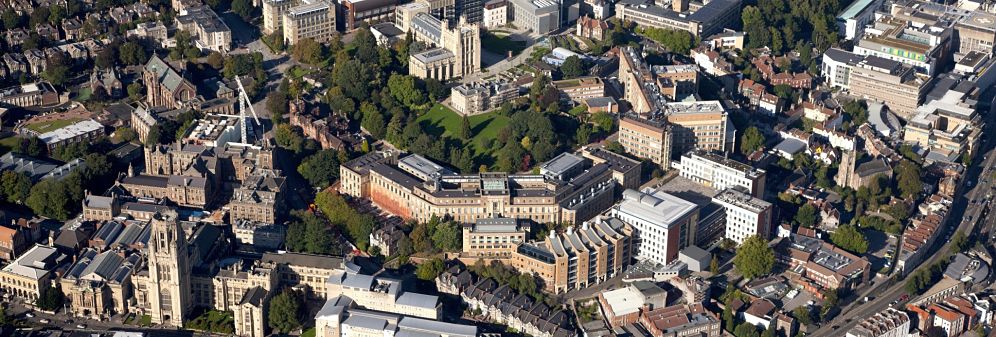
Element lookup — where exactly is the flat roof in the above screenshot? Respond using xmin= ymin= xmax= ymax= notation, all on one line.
xmin=616 ymin=188 xmax=698 ymax=227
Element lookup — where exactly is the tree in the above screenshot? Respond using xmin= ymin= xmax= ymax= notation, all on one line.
xmin=36 ymin=286 xmax=64 ymax=311
xmin=793 ymin=307 xmax=812 ymax=326
xmin=820 ymin=288 xmax=839 ymax=321
xmin=950 ymin=230 xmax=969 ymax=254
xmin=740 ymin=126 xmax=765 ymax=155
xmin=411 ymin=221 xmax=432 ymax=253
xmin=640 ymin=27 xmax=696 ymax=55
xmin=794 ymin=203 xmax=818 ymax=228
xmin=360 ymin=103 xmax=386 ymax=139
xmin=95 ymin=48 xmax=117 ymax=69
xmin=118 ymin=42 xmax=147 ymax=66
xmin=560 ymin=56 xmax=585 ymax=78
xmin=734 ymin=322 xmax=760 ymax=337
xmin=268 ymin=289 xmax=302 ymax=333
xmin=709 ymin=256 xmax=719 ymax=274
xmin=27 ymin=179 xmax=74 ymax=220
xmin=431 ymin=221 xmax=462 ymax=252
xmin=29 ymin=7 xmax=50 ymax=29
xmin=231 ymin=0 xmax=253 ymax=20
xmin=43 ymin=52 xmax=71 ymax=86
xmin=291 ymin=38 xmax=326 ymax=65
xmin=830 ymin=225 xmax=868 ymax=254
xmin=0 ymin=306 xmax=10 ymax=327
xmin=416 ymin=258 xmax=445 ymax=280
xmin=17 ymin=136 xmax=46 ymax=157
xmin=1 ymin=171 xmax=31 ymax=204
xmin=2 ymin=9 xmax=23 ymax=30
xmin=591 ymin=112 xmax=614 ymax=133
xmin=895 ymin=160 xmax=922 ymax=199
xmin=297 ymin=149 xmax=343 ymax=189
xmin=733 ymin=235 xmax=774 ymax=279
xmin=575 ymin=124 xmax=592 ymax=145
xmin=460 ymin=115 xmax=472 ymax=141
xmin=387 ymin=74 xmax=426 ymax=108
xmin=113 ymin=127 xmax=138 ymax=143
xmin=266 ymin=90 xmax=289 ymax=123
xmin=127 ymin=82 xmax=144 ymax=101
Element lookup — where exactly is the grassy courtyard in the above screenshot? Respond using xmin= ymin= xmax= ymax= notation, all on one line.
xmin=186 ymin=310 xmax=235 ymax=334
xmin=0 ymin=136 xmax=20 ymax=155
xmin=25 ymin=118 xmax=82 ymax=134
xmin=416 ymin=103 xmax=510 ymax=158
xmin=481 ymin=31 xmax=527 ymax=56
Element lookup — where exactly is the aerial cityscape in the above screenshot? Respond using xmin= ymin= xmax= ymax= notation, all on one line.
xmin=0 ymin=0 xmax=993 ymax=336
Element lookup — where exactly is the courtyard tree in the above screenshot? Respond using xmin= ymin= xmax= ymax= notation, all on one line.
xmin=733 ymin=235 xmax=774 ymax=279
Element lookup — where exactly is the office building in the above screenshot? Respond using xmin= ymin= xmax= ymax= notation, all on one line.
xmin=619 ymin=115 xmax=674 ymax=169
xmin=315 ymin=299 xmax=477 ymax=337
xmin=552 ymin=76 xmax=605 ymax=103
xmin=776 ymin=231 xmax=871 ymax=292
xmin=904 ymin=83 xmax=983 ymax=162
xmin=175 ymin=6 xmax=232 ymax=53
xmin=325 ymin=269 xmax=442 ymax=319
xmin=822 ymin=48 xmax=865 ymax=90
xmin=509 ymin=0 xmax=560 ymax=34
xmin=611 ymin=188 xmax=698 ymax=265
xmin=342 ymin=0 xmax=398 ymax=31
xmin=675 ymin=150 xmax=766 ymax=198
xmin=483 ymin=0 xmax=508 ymax=28
xmin=580 ymin=146 xmax=642 ymax=190
xmin=954 ymin=11 xmax=996 ymax=57
xmin=462 ymin=217 xmax=527 ymax=258
xmin=283 ymin=0 xmax=337 ymax=45
xmin=30 ymin=119 xmax=104 ymax=153
xmin=835 ymin=0 xmax=883 ymax=40
xmin=614 ymin=0 xmax=741 ymax=37
xmin=852 ymin=16 xmax=952 ymax=76
xmin=848 ymin=55 xmax=934 ymax=120
xmin=712 ymin=188 xmax=773 ymax=245
xmin=263 ymin=0 xmax=297 ymax=34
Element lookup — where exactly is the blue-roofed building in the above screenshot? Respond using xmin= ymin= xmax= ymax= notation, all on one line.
xmin=59 ymin=248 xmax=141 ymax=319
xmin=836 ymin=0 xmax=883 ymax=40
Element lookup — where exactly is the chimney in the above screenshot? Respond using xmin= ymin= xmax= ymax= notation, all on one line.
xmin=673 ymin=0 xmax=688 ymax=12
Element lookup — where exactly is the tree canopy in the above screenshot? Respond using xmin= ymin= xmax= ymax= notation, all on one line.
xmin=733 ymin=235 xmax=775 ymax=279
xmin=740 ymin=126 xmax=765 ymax=155
xmin=268 ymin=289 xmax=302 ymax=333
xmin=830 ymin=225 xmax=868 ymax=255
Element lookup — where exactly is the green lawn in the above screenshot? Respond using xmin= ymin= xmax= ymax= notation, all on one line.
xmin=25 ymin=118 xmax=82 ymax=134
xmin=302 ymin=327 xmax=317 ymax=337
xmin=416 ymin=103 xmax=510 ymax=157
xmin=0 ymin=136 xmax=20 ymax=155
xmin=481 ymin=31 xmax=527 ymax=56
xmin=186 ymin=310 xmax=235 ymax=334
xmin=74 ymin=88 xmax=92 ymax=102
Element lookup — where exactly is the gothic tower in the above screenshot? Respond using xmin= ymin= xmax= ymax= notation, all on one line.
xmin=836 ymin=149 xmax=857 ymax=188
xmin=147 ymin=210 xmax=192 ymax=327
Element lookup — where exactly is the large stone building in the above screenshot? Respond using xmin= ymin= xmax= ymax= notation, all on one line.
xmin=407 ymin=14 xmax=481 ymax=81
xmin=0 ymin=245 xmax=65 ymax=303
xmin=614 ymin=0 xmax=741 ymax=37
xmin=282 ymin=0 xmax=337 ymax=45
xmin=61 ymin=249 xmax=142 ymax=319
xmin=229 ymin=171 xmax=286 ymax=224
xmin=175 ymin=6 xmax=232 ymax=53
xmin=135 ymin=210 xmax=192 ymax=327
xmin=450 ymin=79 xmax=518 ymax=115
xmin=0 ymin=82 xmax=59 ymax=108
xmin=143 ymin=56 xmax=197 ymax=110
xmin=617 ymin=47 xmax=731 ymax=166
xmin=674 ymin=150 xmax=766 ymax=198
xmin=340 ymin=152 xmax=617 ymax=225
xmin=848 ymin=55 xmax=934 ymax=120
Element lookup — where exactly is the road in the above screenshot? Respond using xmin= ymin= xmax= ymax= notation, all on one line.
xmin=809 ymin=131 xmax=996 ymax=335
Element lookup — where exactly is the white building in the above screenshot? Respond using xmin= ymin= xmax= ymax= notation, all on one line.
xmin=835 ymin=0 xmax=883 ymax=40
xmin=845 ymin=308 xmax=910 ymax=337
xmin=712 ymin=188 xmax=773 ymax=245
xmin=483 ymin=0 xmax=508 ymax=29
xmin=610 ymin=188 xmax=699 ymax=265
xmin=673 ymin=150 xmax=766 ymax=198
xmin=822 ymin=48 xmax=864 ymax=90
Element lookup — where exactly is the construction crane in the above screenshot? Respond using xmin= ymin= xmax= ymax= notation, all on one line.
xmin=235 ymin=75 xmax=262 ymax=143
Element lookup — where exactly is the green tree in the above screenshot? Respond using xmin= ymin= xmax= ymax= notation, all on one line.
xmin=591 ymin=112 xmax=614 ymax=132
xmin=794 ymin=203 xmax=818 ymax=228
xmin=640 ymin=27 xmax=696 ymax=54
xmin=266 ymin=90 xmax=289 ymax=123
xmin=361 ymin=103 xmax=386 ymax=139
xmin=42 ymin=52 xmax=71 ymax=86
xmin=297 ymin=149 xmax=343 ymax=189
xmin=560 ymin=55 xmax=585 ymax=78
xmin=709 ymin=256 xmax=719 ymax=274
xmin=830 ymin=225 xmax=868 ymax=254
xmin=1 ymin=171 xmax=32 ymax=204
xmin=387 ymin=74 xmax=426 ymax=108
xmin=291 ymin=38 xmax=326 ymax=65
xmin=127 ymin=82 xmax=144 ymax=101
xmin=460 ymin=115 xmax=472 ymax=141
xmin=740 ymin=126 xmax=765 ymax=155
xmin=17 ymin=136 xmax=46 ymax=157
xmin=118 ymin=42 xmax=147 ymax=66
xmin=2 ymin=9 xmax=23 ymax=30
xmin=36 ymin=286 xmax=64 ymax=311
xmin=895 ymin=160 xmax=922 ymax=199
xmin=29 ymin=7 xmax=50 ymax=29
xmin=95 ymin=48 xmax=117 ymax=69
xmin=267 ymin=289 xmax=302 ymax=333
xmin=231 ymin=0 xmax=253 ymax=20
xmin=733 ymin=235 xmax=774 ymax=279
xmin=27 ymin=179 xmax=73 ymax=220
xmin=793 ymin=306 xmax=812 ymax=326
xmin=734 ymin=322 xmax=760 ymax=337
xmin=114 ymin=127 xmax=138 ymax=143
xmin=950 ymin=230 xmax=969 ymax=254
xmin=0 ymin=306 xmax=10 ymax=327
xmin=416 ymin=258 xmax=445 ymax=280
xmin=431 ymin=221 xmax=462 ymax=252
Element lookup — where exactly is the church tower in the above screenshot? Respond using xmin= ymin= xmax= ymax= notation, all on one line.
xmin=147 ymin=210 xmax=192 ymax=327
xmin=836 ymin=149 xmax=857 ymax=188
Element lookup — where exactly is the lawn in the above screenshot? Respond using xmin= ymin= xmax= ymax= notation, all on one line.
xmin=0 ymin=136 xmax=20 ymax=155
xmin=481 ymin=31 xmax=527 ymax=56
xmin=186 ymin=310 xmax=235 ymax=334
xmin=74 ymin=88 xmax=92 ymax=102
xmin=416 ymin=103 xmax=511 ymax=158
xmin=25 ymin=118 xmax=81 ymax=134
